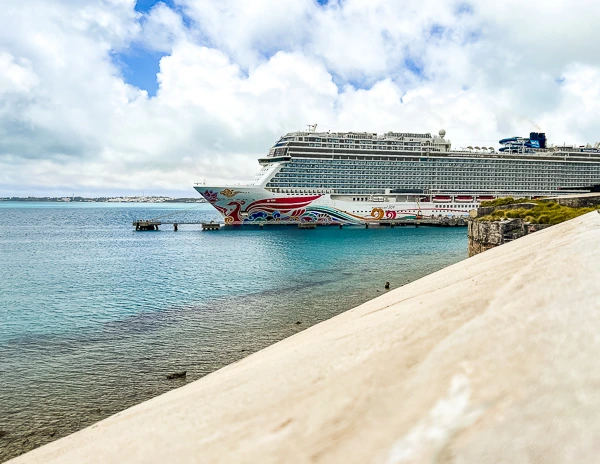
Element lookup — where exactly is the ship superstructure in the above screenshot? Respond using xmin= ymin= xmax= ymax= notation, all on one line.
xmin=194 ymin=127 xmax=600 ymax=225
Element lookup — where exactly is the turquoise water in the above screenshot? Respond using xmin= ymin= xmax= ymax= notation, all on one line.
xmin=0 ymin=202 xmax=467 ymax=460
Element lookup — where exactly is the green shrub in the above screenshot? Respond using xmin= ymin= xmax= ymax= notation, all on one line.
xmin=537 ymin=214 xmax=550 ymax=224
xmin=476 ymin=201 xmax=600 ymax=225
xmin=480 ymin=197 xmax=517 ymax=207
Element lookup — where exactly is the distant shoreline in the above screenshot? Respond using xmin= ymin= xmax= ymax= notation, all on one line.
xmin=0 ymin=197 xmax=206 ymax=203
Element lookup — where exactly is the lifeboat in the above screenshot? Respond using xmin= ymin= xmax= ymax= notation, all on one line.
xmin=432 ymin=195 xmax=452 ymax=202
xmin=455 ymin=195 xmax=474 ymax=202
xmin=477 ymin=195 xmax=495 ymax=201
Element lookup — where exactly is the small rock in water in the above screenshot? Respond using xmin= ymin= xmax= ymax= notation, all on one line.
xmin=166 ymin=371 xmax=187 ymax=380
xmin=384 ymin=281 xmax=390 ymax=289
xmin=0 ymin=430 xmax=7 ymax=438
xmin=295 ymin=321 xmax=302 ymax=325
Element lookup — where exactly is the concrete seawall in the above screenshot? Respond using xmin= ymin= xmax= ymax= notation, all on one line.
xmin=10 ymin=212 xmax=600 ymax=464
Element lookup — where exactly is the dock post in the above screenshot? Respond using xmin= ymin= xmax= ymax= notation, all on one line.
xmin=259 ymin=223 xmax=263 ymax=229
xmin=339 ymin=224 xmax=343 ymax=229
xmin=365 ymin=223 xmax=369 ymax=229
xmin=173 ymin=224 xmax=178 ymax=232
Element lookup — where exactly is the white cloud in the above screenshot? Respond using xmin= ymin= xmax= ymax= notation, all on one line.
xmin=0 ymin=53 xmax=40 ymax=94
xmin=1 ymin=0 xmax=600 ymax=196
xmin=138 ymin=2 xmax=190 ymax=52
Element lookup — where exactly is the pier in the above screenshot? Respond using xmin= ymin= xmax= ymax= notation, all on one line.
xmin=133 ymin=217 xmax=467 ymax=231
xmin=132 ymin=220 xmax=220 ymax=231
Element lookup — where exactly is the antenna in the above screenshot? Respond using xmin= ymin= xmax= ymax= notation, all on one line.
xmin=307 ymin=124 xmax=318 ymax=133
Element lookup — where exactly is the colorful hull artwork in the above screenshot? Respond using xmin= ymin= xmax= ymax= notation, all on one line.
xmin=194 ymin=186 xmax=480 ymax=225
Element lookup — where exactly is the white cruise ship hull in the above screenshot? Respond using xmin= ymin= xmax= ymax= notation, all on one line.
xmin=194 ymin=185 xmax=477 ymax=225
xmin=193 ymin=127 xmax=600 ymax=224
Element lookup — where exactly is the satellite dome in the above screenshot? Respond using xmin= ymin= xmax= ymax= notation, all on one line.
xmin=439 ymin=129 xmax=446 ymax=137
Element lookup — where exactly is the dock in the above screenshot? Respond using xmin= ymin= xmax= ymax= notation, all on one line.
xmin=133 ymin=217 xmax=467 ymax=231
xmin=132 ymin=220 xmax=220 ymax=231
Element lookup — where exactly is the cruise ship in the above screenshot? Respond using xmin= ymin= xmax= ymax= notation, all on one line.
xmin=194 ymin=126 xmax=600 ymax=225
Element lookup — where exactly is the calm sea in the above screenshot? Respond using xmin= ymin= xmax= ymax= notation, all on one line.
xmin=0 ymin=202 xmax=467 ymax=460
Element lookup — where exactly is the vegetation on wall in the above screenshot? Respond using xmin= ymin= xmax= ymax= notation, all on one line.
xmin=478 ymin=198 xmax=600 ymax=224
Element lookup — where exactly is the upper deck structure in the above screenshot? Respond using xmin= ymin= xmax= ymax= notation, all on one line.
xmin=255 ymin=127 xmax=600 ymax=197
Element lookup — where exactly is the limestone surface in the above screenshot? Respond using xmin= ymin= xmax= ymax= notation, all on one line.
xmin=10 ymin=212 xmax=600 ymax=464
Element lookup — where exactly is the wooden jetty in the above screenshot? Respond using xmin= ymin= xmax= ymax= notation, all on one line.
xmin=134 ymin=217 xmax=466 ymax=231
xmin=132 ymin=220 xmax=219 ymax=231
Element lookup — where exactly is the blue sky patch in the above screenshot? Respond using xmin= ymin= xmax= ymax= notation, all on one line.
xmin=114 ymin=46 xmax=164 ymax=97
xmin=429 ymin=24 xmax=445 ymax=39
xmin=404 ymin=57 xmax=423 ymax=77
xmin=134 ymin=0 xmax=175 ymax=13
xmin=345 ymin=76 xmax=375 ymax=91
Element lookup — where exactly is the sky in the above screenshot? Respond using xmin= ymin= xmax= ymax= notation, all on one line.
xmin=2 ymin=0 xmax=600 ymax=197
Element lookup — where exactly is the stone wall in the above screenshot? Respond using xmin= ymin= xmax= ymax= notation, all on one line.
xmin=468 ymin=194 xmax=600 ymax=256
xmin=468 ymin=218 xmax=518 ymax=256
xmin=468 ymin=217 xmax=551 ymax=257
xmin=542 ymin=193 xmax=600 ymax=208
xmin=465 ymin=197 xmax=596 ymax=256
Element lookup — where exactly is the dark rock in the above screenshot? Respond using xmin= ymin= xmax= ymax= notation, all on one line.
xmin=295 ymin=321 xmax=302 ymax=325
xmin=544 ymin=194 xmax=600 ymax=208
xmin=166 ymin=371 xmax=186 ymax=380
xmin=0 ymin=430 xmax=6 ymax=438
